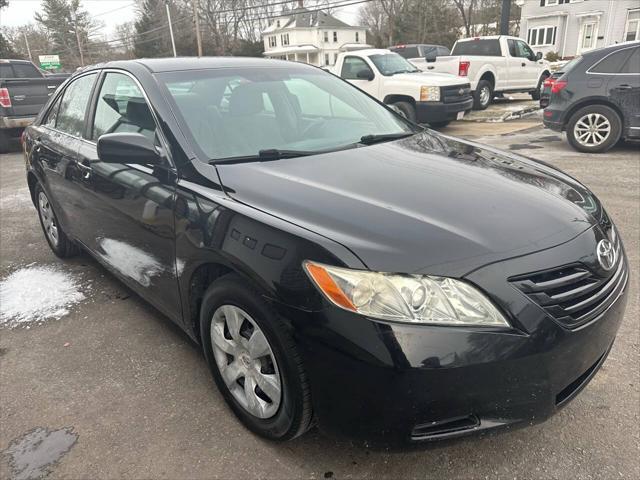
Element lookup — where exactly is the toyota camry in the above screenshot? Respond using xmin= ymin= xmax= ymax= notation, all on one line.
xmin=23 ymin=58 xmax=629 ymax=443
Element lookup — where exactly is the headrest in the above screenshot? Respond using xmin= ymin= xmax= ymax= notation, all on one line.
xmin=126 ymin=98 xmax=155 ymax=131
xmin=228 ymin=83 xmax=264 ymax=116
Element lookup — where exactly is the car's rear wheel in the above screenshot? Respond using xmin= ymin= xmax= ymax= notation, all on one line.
xmin=35 ymin=183 xmax=78 ymax=258
xmin=566 ymin=105 xmax=622 ymax=153
xmin=200 ymin=274 xmax=313 ymax=440
xmin=391 ymin=101 xmax=416 ymax=122
xmin=473 ymin=80 xmax=493 ymax=110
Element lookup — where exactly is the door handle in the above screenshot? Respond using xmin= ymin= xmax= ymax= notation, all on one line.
xmin=617 ymin=85 xmax=633 ymax=90
xmin=77 ymin=160 xmax=93 ymax=180
xmin=521 ymin=62 xmax=526 ymax=67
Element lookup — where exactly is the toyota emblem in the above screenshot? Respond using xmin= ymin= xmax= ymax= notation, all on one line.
xmin=596 ymin=239 xmax=617 ymax=271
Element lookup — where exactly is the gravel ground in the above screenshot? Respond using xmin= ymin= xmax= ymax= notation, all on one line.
xmin=1 ymin=124 xmax=638 ymax=480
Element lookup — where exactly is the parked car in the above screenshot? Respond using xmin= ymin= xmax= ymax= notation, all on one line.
xmin=415 ymin=36 xmax=550 ymax=110
xmin=24 ymin=58 xmax=628 ymax=444
xmin=389 ymin=44 xmax=451 ymax=62
xmin=539 ymin=71 xmax=562 ymax=108
xmin=544 ymin=42 xmax=640 ymax=153
xmin=332 ymin=49 xmax=472 ymax=128
xmin=0 ymin=59 xmax=68 ymax=151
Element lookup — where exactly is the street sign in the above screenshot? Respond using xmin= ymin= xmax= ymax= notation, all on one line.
xmin=38 ymin=55 xmax=61 ymax=70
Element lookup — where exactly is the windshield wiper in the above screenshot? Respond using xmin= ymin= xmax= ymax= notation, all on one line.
xmin=211 ymin=149 xmax=314 ymax=164
xmin=359 ymin=132 xmax=414 ymax=145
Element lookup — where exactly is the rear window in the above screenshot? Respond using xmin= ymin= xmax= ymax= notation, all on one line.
xmin=0 ymin=64 xmax=13 ymax=78
xmin=11 ymin=63 xmax=41 ymax=78
xmin=391 ymin=46 xmax=419 ymax=59
xmin=590 ymin=49 xmax=633 ymax=74
xmin=451 ymin=39 xmax=501 ymax=56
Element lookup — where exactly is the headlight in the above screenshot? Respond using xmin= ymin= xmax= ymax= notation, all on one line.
xmin=420 ymin=85 xmax=440 ymax=102
xmin=303 ymin=261 xmax=509 ymax=327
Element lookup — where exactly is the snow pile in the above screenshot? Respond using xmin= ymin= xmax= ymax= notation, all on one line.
xmin=0 ymin=265 xmax=86 ymax=328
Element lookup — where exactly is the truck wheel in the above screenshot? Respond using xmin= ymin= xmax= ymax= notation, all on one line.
xmin=429 ymin=121 xmax=450 ymax=129
xmin=473 ymin=80 xmax=493 ymax=110
xmin=392 ymin=101 xmax=416 ymax=122
xmin=566 ymin=105 xmax=622 ymax=154
xmin=531 ymin=73 xmax=549 ymax=101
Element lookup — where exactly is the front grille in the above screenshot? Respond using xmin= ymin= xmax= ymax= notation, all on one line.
xmin=442 ymin=84 xmax=472 ymax=104
xmin=510 ymin=237 xmax=627 ymax=329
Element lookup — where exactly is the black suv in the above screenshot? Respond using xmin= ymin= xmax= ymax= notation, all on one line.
xmin=543 ymin=42 xmax=640 ymax=153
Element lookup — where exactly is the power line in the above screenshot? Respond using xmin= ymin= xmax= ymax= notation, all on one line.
xmin=93 ymin=2 xmax=136 ymax=18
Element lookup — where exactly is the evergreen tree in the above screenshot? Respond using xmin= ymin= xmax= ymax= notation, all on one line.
xmin=134 ymin=0 xmax=168 ymax=58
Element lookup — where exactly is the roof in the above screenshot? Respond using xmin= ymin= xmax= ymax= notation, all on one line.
xmin=263 ymin=6 xmax=356 ymax=33
xmin=83 ymin=56 xmax=315 ymax=74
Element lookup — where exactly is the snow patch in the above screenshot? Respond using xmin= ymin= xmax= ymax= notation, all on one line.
xmin=0 ymin=266 xmax=86 ymax=328
xmin=0 ymin=188 xmax=32 ymax=210
xmin=97 ymin=238 xmax=165 ymax=287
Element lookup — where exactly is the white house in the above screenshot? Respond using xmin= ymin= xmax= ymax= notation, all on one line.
xmin=261 ymin=3 xmax=369 ymax=67
xmin=517 ymin=0 xmax=640 ymax=59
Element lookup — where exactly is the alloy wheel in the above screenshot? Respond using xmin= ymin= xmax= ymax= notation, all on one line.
xmin=479 ymin=86 xmax=490 ymax=107
xmin=210 ymin=305 xmax=282 ymax=419
xmin=574 ymin=113 xmax=611 ymax=147
xmin=38 ymin=191 xmax=59 ymax=247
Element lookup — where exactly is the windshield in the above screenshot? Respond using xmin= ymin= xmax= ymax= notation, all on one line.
xmin=368 ymin=53 xmax=420 ymax=76
xmin=158 ymin=66 xmax=415 ymax=161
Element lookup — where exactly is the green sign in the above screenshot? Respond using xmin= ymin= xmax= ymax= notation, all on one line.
xmin=38 ymin=55 xmax=61 ymax=70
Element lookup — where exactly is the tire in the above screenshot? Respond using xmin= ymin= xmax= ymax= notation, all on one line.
xmin=428 ymin=121 xmax=450 ymax=129
xmin=473 ymin=80 xmax=493 ymax=110
xmin=566 ymin=105 xmax=622 ymax=154
xmin=531 ymin=73 xmax=549 ymax=101
xmin=34 ymin=183 xmax=78 ymax=258
xmin=200 ymin=273 xmax=313 ymax=441
xmin=391 ymin=101 xmax=416 ymax=122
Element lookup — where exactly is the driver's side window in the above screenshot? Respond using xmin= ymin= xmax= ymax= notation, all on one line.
xmin=91 ymin=72 xmax=156 ymax=141
xmin=341 ymin=56 xmax=373 ymax=80
xmin=516 ymin=40 xmax=535 ymax=60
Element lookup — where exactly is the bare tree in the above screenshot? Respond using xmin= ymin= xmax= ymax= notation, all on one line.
xmin=452 ymin=0 xmax=478 ymax=38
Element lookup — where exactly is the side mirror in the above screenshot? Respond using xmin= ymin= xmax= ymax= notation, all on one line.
xmin=356 ymin=69 xmax=374 ymax=81
xmin=424 ymin=51 xmax=437 ymax=63
xmin=97 ymin=133 xmax=162 ymax=165
xmin=536 ymin=52 xmax=543 ymax=61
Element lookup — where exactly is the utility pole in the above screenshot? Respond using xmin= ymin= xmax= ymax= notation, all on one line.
xmin=23 ymin=32 xmax=33 ymax=62
xmin=500 ymin=0 xmax=511 ymax=36
xmin=166 ymin=3 xmax=177 ymax=57
xmin=73 ymin=17 xmax=85 ymax=66
xmin=193 ymin=0 xmax=202 ymax=57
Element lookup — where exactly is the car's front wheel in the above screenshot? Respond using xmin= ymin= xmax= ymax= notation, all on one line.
xmin=200 ymin=274 xmax=313 ymax=440
xmin=35 ymin=183 xmax=78 ymax=258
xmin=566 ymin=105 xmax=622 ymax=153
xmin=391 ymin=101 xmax=416 ymax=122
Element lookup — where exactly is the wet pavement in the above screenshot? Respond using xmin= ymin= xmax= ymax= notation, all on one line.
xmin=1 ymin=125 xmax=639 ymax=479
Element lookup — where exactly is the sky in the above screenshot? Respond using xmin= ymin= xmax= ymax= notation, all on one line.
xmin=0 ymin=0 xmax=362 ymax=39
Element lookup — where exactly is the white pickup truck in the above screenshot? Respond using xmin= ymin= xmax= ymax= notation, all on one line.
xmin=408 ymin=36 xmax=551 ymax=110
xmin=331 ymin=49 xmax=473 ymax=128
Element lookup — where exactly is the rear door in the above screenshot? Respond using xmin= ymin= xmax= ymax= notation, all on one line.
xmin=32 ymin=72 xmax=98 ymax=234
xmin=76 ymin=70 xmax=181 ymax=320
xmin=605 ymin=47 xmax=640 ymax=133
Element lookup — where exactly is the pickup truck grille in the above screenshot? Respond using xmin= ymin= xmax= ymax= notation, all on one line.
xmin=442 ymin=84 xmax=472 ymax=104
xmin=510 ymin=236 xmax=627 ymax=329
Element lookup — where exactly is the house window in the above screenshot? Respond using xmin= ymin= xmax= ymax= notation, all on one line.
xmin=355 ymin=32 xmax=359 ymax=42
xmin=624 ymin=10 xmax=640 ymax=42
xmin=333 ymin=31 xmax=338 ymax=43
xmin=540 ymin=0 xmax=572 ymax=5
xmin=325 ymin=54 xmax=330 ymax=66
xmin=527 ymin=26 xmax=557 ymax=46
xmin=281 ymin=33 xmax=289 ymax=46
xmin=323 ymin=31 xmax=329 ymax=42
xmin=268 ymin=36 xmax=277 ymax=47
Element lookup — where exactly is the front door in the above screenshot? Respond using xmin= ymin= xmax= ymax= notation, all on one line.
xmin=340 ymin=55 xmax=378 ymax=97
xmin=510 ymin=40 xmax=541 ymax=90
xmin=578 ymin=21 xmax=597 ymax=55
xmin=608 ymin=46 xmax=640 ymax=134
xmin=76 ymin=71 xmax=181 ymax=321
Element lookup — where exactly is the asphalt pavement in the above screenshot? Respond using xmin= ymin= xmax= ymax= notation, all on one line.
xmin=1 ymin=123 xmax=638 ymax=480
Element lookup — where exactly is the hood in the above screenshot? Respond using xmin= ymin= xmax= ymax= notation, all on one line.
xmin=215 ymin=132 xmax=602 ymax=276
xmin=390 ymin=71 xmax=468 ymax=87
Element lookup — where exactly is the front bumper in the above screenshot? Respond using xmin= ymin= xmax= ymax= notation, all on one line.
xmin=0 ymin=115 xmax=35 ymax=130
xmin=415 ymin=98 xmax=473 ymax=124
xmin=281 ymin=227 xmax=629 ymax=443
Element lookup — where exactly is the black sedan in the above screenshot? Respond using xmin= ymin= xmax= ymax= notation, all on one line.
xmin=544 ymin=41 xmax=640 ymax=153
xmin=23 ymin=58 xmax=628 ymax=443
